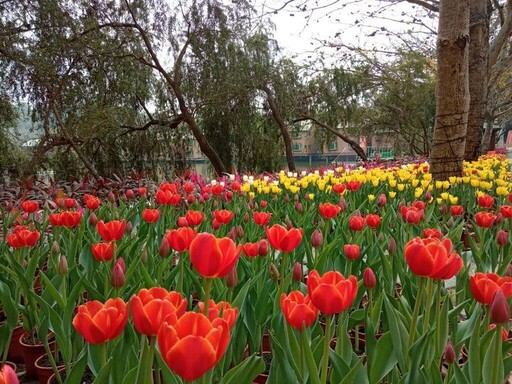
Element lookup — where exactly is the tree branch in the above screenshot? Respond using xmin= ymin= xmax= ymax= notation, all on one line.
xmin=489 ymin=0 xmax=512 ymax=67
xmin=405 ymin=0 xmax=439 ymax=13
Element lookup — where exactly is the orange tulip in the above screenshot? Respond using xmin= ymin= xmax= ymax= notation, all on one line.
xmin=404 ymin=237 xmax=463 ymax=279
xmin=91 ymin=242 xmax=116 ymax=262
xmin=197 ymin=300 xmax=238 ymax=329
xmin=157 ymin=312 xmax=230 ymax=381
xmin=307 ymin=270 xmax=358 ymax=315
xmin=6 ymin=228 xmax=40 ymax=248
xmin=72 ymin=298 xmax=128 ymax=344
xmin=97 ymin=220 xmax=126 ymax=242
xmin=130 ymin=288 xmax=187 ymax=336
xmin=142 ymin=209 xmax=160 ymax=223
xmin=470 ymin=273 xmax=512 ymax=305
xmin=280 ymin=291 xmax=318 ymax=330
xmin=189 ymin=233 xmax=241 ymax=278
xmin=265 ymin=224 xmax=303 ymax=252
xmin=165 ymin=227 xmax=197 ymax=252
xmin=318 ymin=203 xmax=341 ymax=219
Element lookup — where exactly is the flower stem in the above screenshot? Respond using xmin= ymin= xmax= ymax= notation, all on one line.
xmin=279 ymin=252 xmax=288 ymax=294
xmin=490 ymin=324 xmax=503 ymax=384
xmin=99 ymin=342 xmax=107 ymax=368
xmin=320 ymin=315 xmax=332 ymax=384
xmin=178 ymin=251 xmax=185 ymax=293
xmin=407 ymin=277 xmax=425 ymax=366
xmin=203 ymin=278 xmax=212 ymax=314
xmin=423 ymin=278 xmax=434 ymax=333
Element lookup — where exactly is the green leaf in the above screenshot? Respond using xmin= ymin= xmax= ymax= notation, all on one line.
xmin=369 ymin=332 xmax=397 ymax=384
xmin=482 ymin=327 xmax=504 ymax=384
xmin=339 ymin=358 xmax=368 ymax=384
xmin=301 ymin=328 xmax=320 ymax=384
xmin=218 ymin=354 xmax=264 ymax=384
xmin=64 ymin=350 xmax=87 ymax=384
xmin=383 ymin=295 xmax=408 ymax=370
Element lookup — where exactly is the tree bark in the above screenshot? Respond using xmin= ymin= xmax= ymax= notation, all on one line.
xmin=429 ymin=0 xmax=470 ymax=180
xmin=262 ymin=85 xmax=296 ymax=172
xmin=464 ymin=0 xmax=489 ymax=161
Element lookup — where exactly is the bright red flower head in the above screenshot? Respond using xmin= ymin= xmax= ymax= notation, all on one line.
xmin=21 ymin=200 xmax=39 ymax=213
xmin=363 ymin=267 xmax=376 ymax=289
xmin=49 ymin=213 xmax=62 ymax=227
xmin=253 ymin=211 xmax=272 ymax=226
xmin=97 ymin=220 xmax=126 ymax=242
xmin=318 ymin=203 xmax=341 ymax=219
xmin=58 ymin=211 xmax=82 ymax=228
xmin=157 ymin=312 xmax=230 ymax=381
xmin=477 ymin=194 xmax=494 ymax=209
xmin=142 ymin=209 xmax=160 ymax=223
xmin=159 ymin=182 xmax=178 ymax=192
xmin=6 ymin=229 xmax=40 ymax=248
xmin=400 ymin=206 xmax=424 ymax=224
xmin=265 ymin=224 xmax=303 ymax=252
xmin=165 ymin=227 xmax=197 ymax=252
xmin=138 ymin=187 xmax=147 ymax=196
xmin=72 ymin=298 xmax=128 ymax=344
xmin=470 ymin=272 xmax=512 ymax=305
xmin=213 ymin=210 xmax=234 ymax=225
xmin=189 ymin=233 xmax=242 ymax=278
xmin=83 ymin=194 xmax=100 ymax=210
xmin=130 ymin=288 xmax=187 ymax=336
xmin=332 ymin=183 xmax=346 ymax=194
xmin=474 ymin=211 xmax=496 ymax=228
xmin=197 ymin=300 xmax=238 ymax=329
xmin=348 ymin=215 xmax=365 ymax=231
xmin=450 ymin=205 xmax=464 ymax=216
xmin=242 ymin=242 xmax=260 ymax=258
xmin=0 ymin=363 xmax=18 ymax=384
xmin=499 ymin=205 xmax=512 ymax=219
xmin=365 ymin=214 xmax=381 ymax=228
xmin=346 ymin=181 xmax=361 ymax=191
xmin=423 ymin=228 xmax=442 ymax=239
xmin=185 ymin=210 xmax=204 ymax=227
xmin=156 ymin=190 xmax=181 ymax=205
xmin=91 ymin=242 xmax=116 ymax=262
xmin=280 ymin=291 xmax=318 ymax=331
xmin=404 ymin=237 xmax=463 ymax=279
xmin=307 ymin=270 xmax=358 ymax=315
xmin=343 ymin=244 xmax=361 ymax=260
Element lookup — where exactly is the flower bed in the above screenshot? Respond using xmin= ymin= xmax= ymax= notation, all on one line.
xmin=1 ymin=153 xmax=512 ymax=383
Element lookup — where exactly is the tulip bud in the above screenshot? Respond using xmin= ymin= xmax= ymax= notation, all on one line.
xmin=363 ymin=267 xmax=376 ymax=289
xmin=177 ymin=216 xmax=188 ymax=227
xmin=286 ymin=218 xmax=293 ymax=230
xmin=225 ymin=191 xmax=233 ymax=201
xmin=226 ymin=265 xmax=238 ymax=289
xmin=377 ymin=194 xmax=387 ymax=207
xmin=137 ymin=187 xmax=147 ymax=196
xmin=504 ymin=264 xmax=512 ymax=278
xmin=440 ymin=203 xmax=448 ymax=215
xmin=212 ymin=218 xmax=220 ymax=230
xmin=269 ymin=262 xmax=280 ymax=281
xmin=424 ymin=190 xmax=432 ymax=201
xmin=237 ymin=225 xmax=244 ymax=239
xmin=141 ymin=246 xmax=148 ymax=264
xmin=243 ymin=212 xmax=249 ymax=223
xmin=284 ymin=195 xmax=290 ymax=203
xmin=248 ymin=197 xmax=254 ymax=210
xmin=489 ymin=323 xmax=509 ymax=341
xmin=311 ymin=229 xmax=323 ymax=248
xmin=443 ymin=341 xmax=456 ymax=364
xmin=108 ymin=191 xmax=116 ymax=203
xmin=388 ymin=237 xmax=397 ymax=256
xmin=125 ymin=189 xmax=134 ymax=199
xmin=159 ymin=237 xmax=170 ymax=258
xmin=116 ymin=257 xmax=126 ymax=273
xmin=292 ymin=262 xmax=302 ymax=282
xmin=260 ymin=200 xmax=268 ymax=208
xmin=125 ymin=221 xmax=133 ymax=235
xmin=88 ymin=212 xmax=98 ymax=226
xmin=494 ymin=213 xmax=504 ymax=226
xmin=295 ymin=201 xmax=303 ymax=213
xmin=5 ymin=200 xmax=14 ymax=212
xmin=58 ymin=255 xmax=68 ymax=276
xmin=111 ymin=259 xmax=125 ymax=288
xmin=52 ymin=241 xmax=60 ymax=255
xmin=490 ymin=290 xmax=510 ymax=324
xmin=187 ymin=194 xmax=195 ymax=204
xmin=258 ymin=239 xmax=269 ymax=256
xmin=228 ymin=227 xmax=237 ymax=241
xmin=446 ymin=216 xmax=454 ymax=228
xmin=497 ymin=230 xmax=509 ymax=247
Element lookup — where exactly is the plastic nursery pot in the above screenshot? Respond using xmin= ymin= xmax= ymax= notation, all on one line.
xmin=19 ymin=331 xmax=55 ymax=380
xmin=48 ymin=368 xmax=95 ymax=384
xmin=35 ymin=353 xmax=65 ymax=384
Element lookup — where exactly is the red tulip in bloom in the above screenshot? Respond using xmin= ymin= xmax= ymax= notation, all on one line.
xmin=185 ymin=210 xmax=204 ymax=226
xmin=348 ymin=215 xmax=365 ymax=231
xmin=211 ymin=184 xmax=224 ymax=196
xmin=198 ymin=300 xmax=238 ymax=329
xmin=56 ymin=211 xmax=82 ymax=228
xmin=412 ymin=200 xmax=426 ymax=211
xmin=6 ymin=228 xmax=40 ymax=248
xmin=346 ymin=180 xmax=361 ymax=191
xmin=343 ymin=244 xmax=361 ymax=260
xmin=332 ymin=183 xmax=346 ymax=194
xmin=253 ymin=211 xmax=272 ymax=226
xmin=474 ymin=211 xmax=496 ymax=228
xmin=404 ymin=237 xmax=463 ymax=279
xmin=183 ymin=182 xmax=195 ymax=193
xmin=477 ymin=193 xmax=494 ymax=209
xmin=307 ymin=270 xmax=358 ymax=315
xmin=83 ymin=194 xmax=100 ymax=210
xmin=97 ymin=220 xmax=126 ymax=242
xmin=450 ymin=205 xmax=464 ymax=216
xmin=242 ymin=242 xmax=260 ymax=258
xmin=265 ymin=224 xmax=303 ymax=252
xmin=156 ymin=190 xmax=181 ymax=205
xmin=365 ymin=214 xmax=381 ymax=228
xmin=400 ymin=206 xmax=424 ymax=224
xmin=49 ymin=213 xmax=62 ymax=227
xmin=165 ymin=227 xmax=197 ymax=252
xmin=159 ymin=182 xmax=178 ymax=192
xmin=130 ymin=288 xmax=187 ymax=336
xmin=0 ymin=363 xmax=18 ymax=384
xmin=189 ymin=233 xmax=242 ymax=278
xmin=142 ymin=208 xmax=160 ymax=223
xmin=91 ymin=242 xmax=116 ymax=262
xmin=213 ymin=209 xmax=234 ymax=225
xmin=280 ymin=291 xmax=318 ymax=331
xmin=157 ymin=312 xmax=230 ymax=381
xmin=318 ymin=202 xmax=341 ymax=219
xmin=72 ymin=298 xmax=128 ymax=344
xmin=423 ymin=228 xmax=442 ymax=239
xmin=499 ymin=205 xmax=512 ymax=219
xmin=470 ymin=272 xmax=512 ymax=305
xmin=21 ymin=200 xmax=39 ymax=213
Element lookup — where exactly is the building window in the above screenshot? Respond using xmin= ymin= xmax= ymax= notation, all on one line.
xmin=291 ymin=131 xmax=301 ymax=139
xmin=328 ymin=141 xmax=338 ymax=151
xmin=292 ymin=142 xmax=303 ymax=152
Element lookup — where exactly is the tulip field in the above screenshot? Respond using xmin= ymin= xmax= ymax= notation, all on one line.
xmin=2 ymin=153 xmax=512 ymax=383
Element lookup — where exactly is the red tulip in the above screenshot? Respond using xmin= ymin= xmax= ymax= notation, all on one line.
xmin=497 ymin=230 xmax=509 ymax=246
xmin=499 ymin=205 xmax=512 ymax=219
xmin=400 ymin=206 xmax=423 ymax=224
xmin=97 ymin=220 xmax=126 ymax=242
xmin=258 ymin=239 xmax=269 ymax=256
xmin=184 ymin=182 xmax=195 ymax=193
xmin=444 ymin=341 xmax=456 ymax=364
xmin=130 ymin=288 xmax=187 ymax=336
xmin=213 ymin=209 xmax=234 ymax=225
xmin=477 ymin=193 xmax=494 ymax=209
xmin=58 ymin=211 xmax=82 ymax=228
xmin=474 ymin=211 xmax=496 ymax=228
xmin=307 ymin=270 xmax=358 ymax=315
xmin=21 ymin=200 xmax=39 ymax=213
xmin=292 ymin=262 xmax=303 ymax=282
xmin=450 ymin=205 xmax=464 ymax=216
xmin=343 ymin=244 xmax=361 ymax=260
xmin=72 ymin=298 xmax=128 ymax=344
xmin=363 ymin=267 xmax=376 ymax=289
xmin=111 ymin=259 xmax=125 ymax=288
xmin=142 ymin=209 xmax=160 ymax=223
xmin=318 ymin=202 xmax=341 ymax=219
xmin=125 ymin=189 xmax=134 ymax=199
xmin=137 ymin=187 xmax=147 ymax=196
xmin=490 ymin=290 xmax=510 ymax=324
xmin=423 ymin=228 xmax=442 ymax=239
xmin=377 ymin=194 xmax=387 ymax=207
xmin=346 ymin=180 xmax=361 ymax=191
xmin=242 ymin=242 xmax=260 ymax=258
xmin=332 ymin=183 xmax=346 ymax=194
xmin=83 ymin=194 xmax=100 ymax=210
xmin=253 ymin=211 xmax=272 ymax=226
xmin=49 ymin=213 xmax=62 ymax=227
xmin=157 ymin=312 xmax=230 ymax=381
xmin=470 ymin=273 xmax=512 ymax=305
xmin=365 ymin=214 xmax=381 ymax=228
xmin=265 ymin=224 xmax=303 ymax=253
xmin=165 ymin=227 xmax=197 ymax=252
xmin=348 ymin=215 xmax=365 ymax=231
xmin=0 ymin=363 xmax=18 ymax=384
xmin=280 ymin=291 xmax=318 ymax=331
xmin=189 ymin=233 xmax=242 ymax=278
xmin=185 ymin=210 xmax=204 ymax=226
xmin=198 ymin=300 xmax=238 ymax=329
xmin=6 ymin=228 xmax=40 ymax=248
xmin=404 ymin=237 xmax=463 ymax=279
xmin=91 ymin=242 xmax=116 ymax=262
xmin=156 ymin=190 xmax=181 ymax=205
xmin=160 ymin=182 xmax=177 ymax=192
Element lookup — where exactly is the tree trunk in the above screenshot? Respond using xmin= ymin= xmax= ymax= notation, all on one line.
xmin=481 ymin=112 xmax=494 ymax=153
xmin=262 ymin=85 xmax=296 ymax=172
xmin=429 ymin=0 xmax=470 ymax=180
xmin=464 ymin=0 xmax=489 ymax=161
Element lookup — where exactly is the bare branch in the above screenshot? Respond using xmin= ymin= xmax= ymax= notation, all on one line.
xmin=489 ymin=0 xmax=512 ymax=67
xmin=405 ymin=0 xmax=439 ymax=13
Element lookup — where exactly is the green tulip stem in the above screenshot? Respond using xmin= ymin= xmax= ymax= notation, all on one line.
xmin=203 ymin=278 xmax=212 ymax=314
xmin=490 ymin=324 xmax=503 ymax=384
xmin=435 ymin=281 xmax=442 ymax=358
xmin=320 ymin=315 xmax=332 ymax=384
xmin=407 ymin=277 xmax=425 ymax=363
xmin=178 ymin=251 xmax=185 ymax=293
xmin=300 ymin=326 xmax=306 ymax=383
xmin=99 ymin=342 xmax=107 ymax=368
xmin=145 ymin=336 xmax=157 ymax=384
xmin=423 ymin=278 xmax=434 ymax=333
xmin=279 ymin=252 xmax=289 ymax=295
